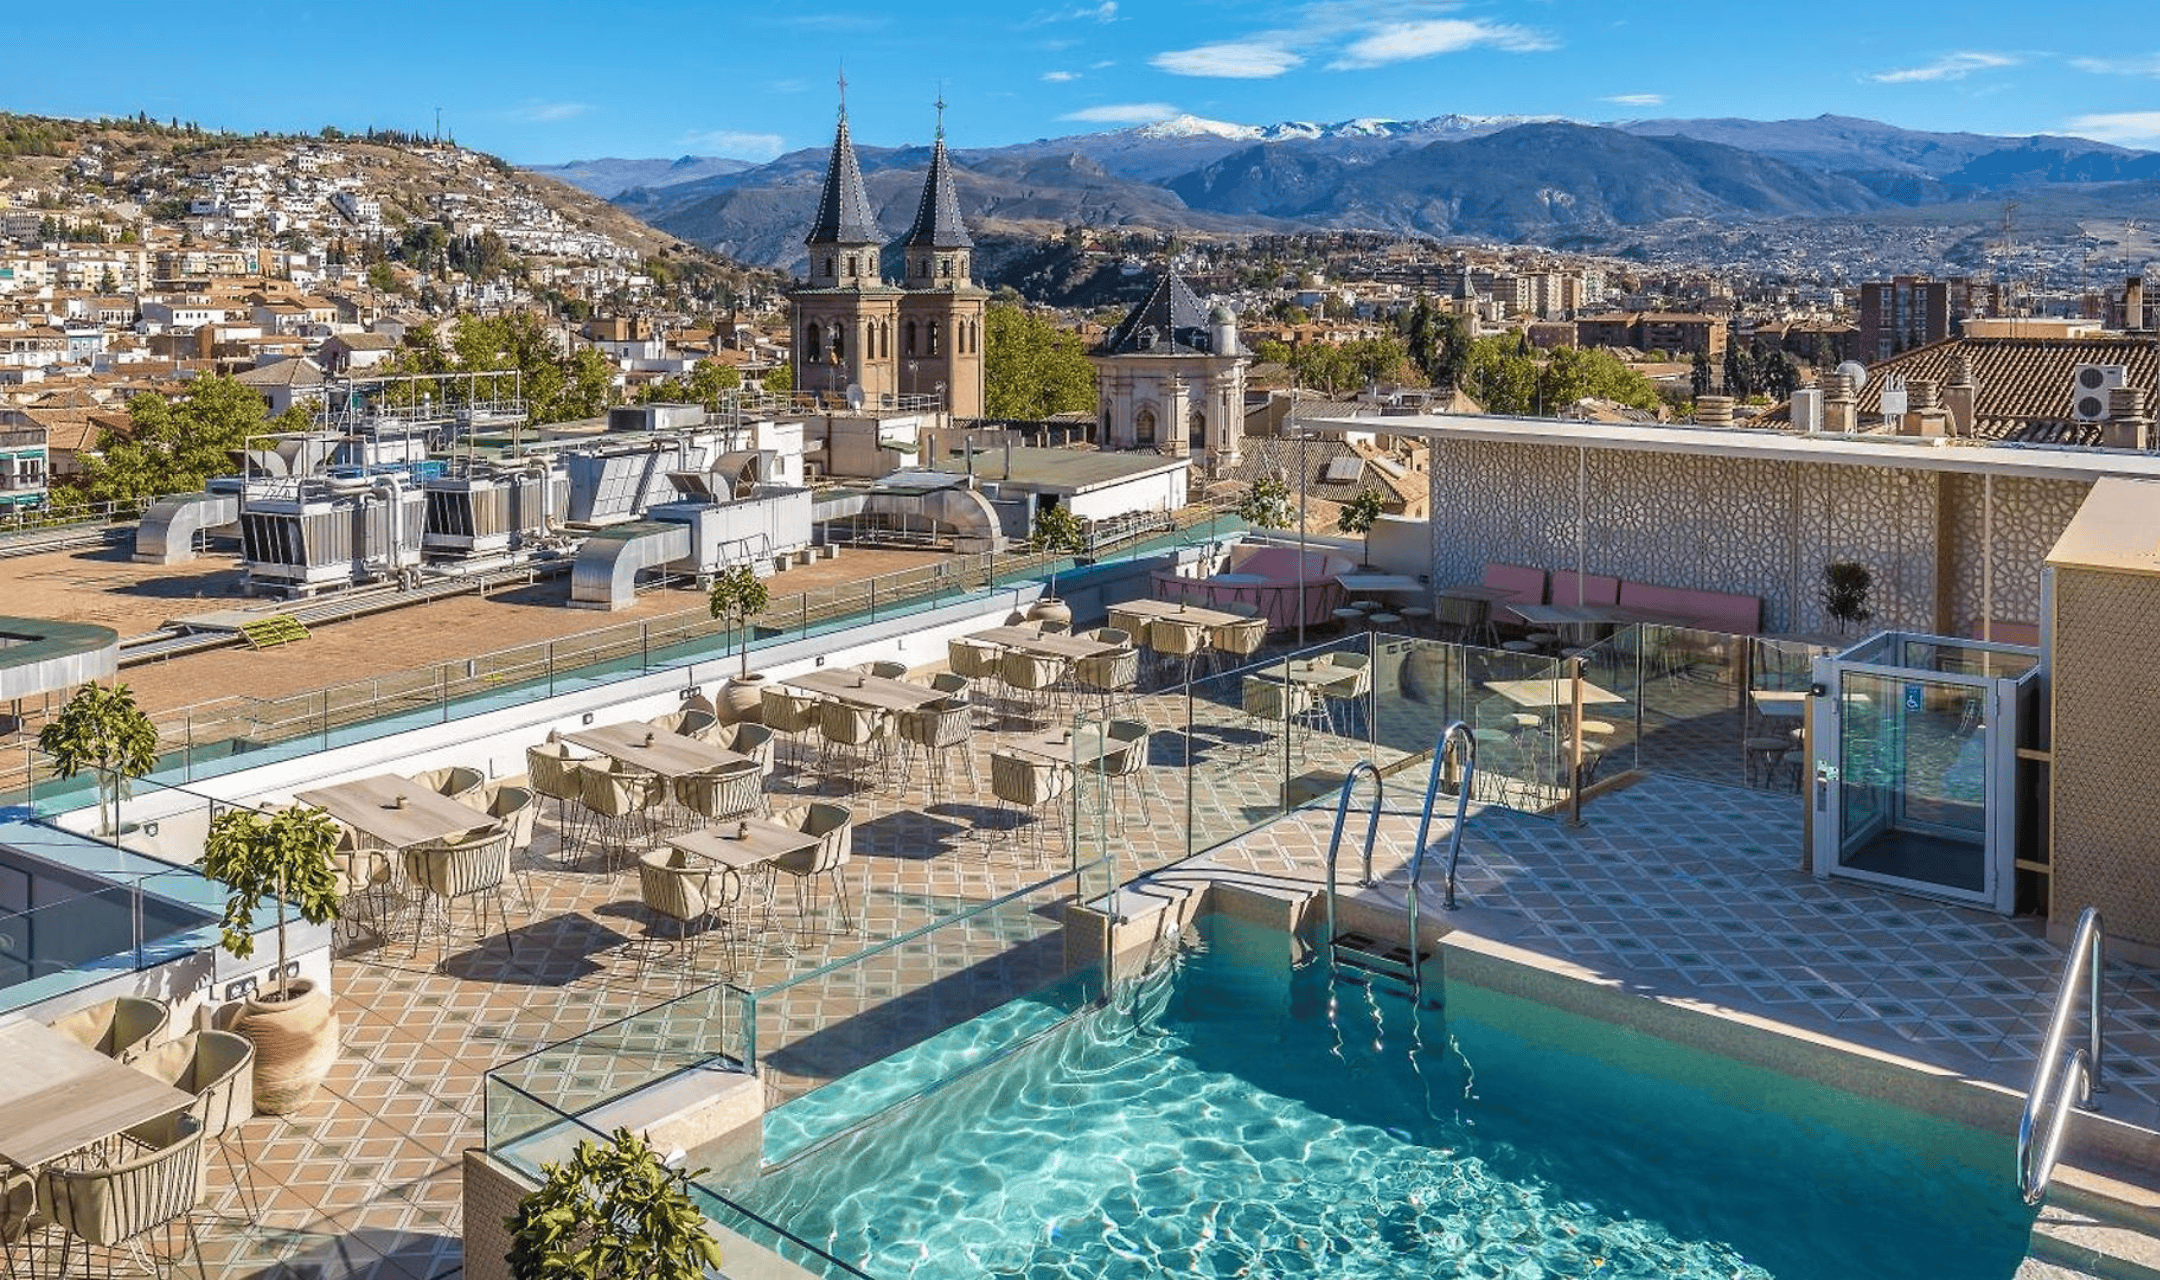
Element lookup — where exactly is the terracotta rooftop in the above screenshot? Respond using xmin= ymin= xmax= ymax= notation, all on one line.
xmin=1750 ymin=331 xmax=2160 ymax=443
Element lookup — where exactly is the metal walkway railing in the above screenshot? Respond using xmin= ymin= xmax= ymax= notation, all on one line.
xmin=2018 ymin=906 xmax=2106 ymax=1205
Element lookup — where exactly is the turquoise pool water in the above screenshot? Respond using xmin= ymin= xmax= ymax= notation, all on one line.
xmin=738 ymin=916 xmax=2035 ymax=1278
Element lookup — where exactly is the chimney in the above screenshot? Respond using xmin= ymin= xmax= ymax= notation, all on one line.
xmin=1944 ymin=354 xmax=1977 ymax=437
xmin=1791 ymin=386 xmax=1824 ymax=432
xmin=1694 ymin=394 xmax=1734 ymax=427
xmin=2127 ymin=276 xmax=2147 ymax=333
xmin=2102 ymin=386 xmax=2152 ymax=451
xmin=1901 ymin=378 xmax=1949 ymax=437
xmin=1822 ymin=372 xmax=1858 ymax=433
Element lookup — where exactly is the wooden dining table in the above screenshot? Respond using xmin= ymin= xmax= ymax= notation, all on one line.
xmin=1484 ymin=676 xmax=1629 ymax=711
xmin=1116 ymin=598 xmax=1247 ymax=629
xmin=0 ymin=1020 xmax=196 ymax=1170
xmin=785 ymin=669 xmax=948 ymax=713
xmin=294 ymin=774 xmax=491 ymax=848
xmin=668 ymin=821 xmax=819 ymax=873
xmin=563 ymin=722 xmax=751 ymax=778
xmin=1004 ymin=724 xmax=1119 ymax=765
xmin=969 ymin=626 xmax=1124 ymax=660
xmin=1251 ymin=658 xmax=1342 ymax=688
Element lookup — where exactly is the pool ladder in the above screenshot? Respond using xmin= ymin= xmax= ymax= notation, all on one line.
xmin=2017 ymin=906 xmax=2106 ymax=1205
xmin=1320 ymin=722 xmax=1477 ymax=1007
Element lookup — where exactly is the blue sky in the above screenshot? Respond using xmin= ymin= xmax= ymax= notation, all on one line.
xmin=7 ymin=1 xmax=2160 ymax=162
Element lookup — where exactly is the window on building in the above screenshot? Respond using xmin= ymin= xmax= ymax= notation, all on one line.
xmin=1135 ymin=407 xmax=1156 ymax=445
xmin=845 ymin=255 xmax=857 ymax=278
xmin=905 ymin=320 xmax=917 ymax=356
xmin=805 ymin=322 xmax=822 ymax=363
xmin=832 ymin=324 xmax=846 ymax=361
xmin=928 ymin=320 xmax=941 ymax=356
xmin=1189 ymin=410 xmax=1206 ymax=447
xmin=823 ymin=257 xmax=834 ymax=277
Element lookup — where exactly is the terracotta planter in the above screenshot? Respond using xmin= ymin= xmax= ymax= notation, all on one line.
xmin=229 ymin=979 xmax=339 ymax=1115
xmin=719 ymin=672 xmax=769 ymax=725
xmin=1026 ymin=598 xmax=1073 ymax=629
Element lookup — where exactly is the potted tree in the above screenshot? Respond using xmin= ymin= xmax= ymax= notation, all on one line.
xmin=201 ymin=804 xmax=344 ymax=1114
xmin=507 ymin=1127 xmax=723 ymax=1280
xmin=1336 ymin=487 xmax=1386 ymax=569
xmin=707 ymin=564 xmax=772 ymax=724
xmin=1819 ymin=561 xmax=1875 ymax=635
xmin=37 ymin=682 xmax=159 ymax=838
xmin=1028 ymin=504 xmax=1087 ymax=628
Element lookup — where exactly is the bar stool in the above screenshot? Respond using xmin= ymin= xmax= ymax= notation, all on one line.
xmin=1398 ymin=605 xmax=1433 ymax=636
xmin=1368 ymin=611 xmax=1403 ymax=632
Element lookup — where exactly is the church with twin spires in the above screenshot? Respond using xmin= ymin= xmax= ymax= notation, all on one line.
xmin=787 ymin=96 xmax=986 ymax=418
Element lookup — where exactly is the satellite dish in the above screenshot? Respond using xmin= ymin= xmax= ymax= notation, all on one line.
xmin=1835 ymin=361 xmax=1869 ymax=393
xmin=845 ymin=383 xmax=865 ymax=411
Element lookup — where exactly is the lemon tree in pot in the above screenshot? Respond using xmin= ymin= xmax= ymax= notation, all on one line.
xmin=37 ymin=682 xmax=159 ymax=838
xmin=201 ymin=804 xmax=343 ymax=1114
xmin=708 ymin=564 xmax=772 ymax=724
xmin=507 ymin=1127 xmax=723 ymax=1280
xmin=1027 ymin=504 xmax=1087 ymax=628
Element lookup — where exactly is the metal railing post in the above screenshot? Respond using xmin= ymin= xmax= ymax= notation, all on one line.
xmin=1567 ymin=655 xmax=1586 ymax=827
xmin=641 ymin=622 xmax=650 ymax=671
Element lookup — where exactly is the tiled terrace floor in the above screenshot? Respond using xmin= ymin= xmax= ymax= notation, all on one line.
xmin=62 ymin=646 xmax=2150 ymax=1278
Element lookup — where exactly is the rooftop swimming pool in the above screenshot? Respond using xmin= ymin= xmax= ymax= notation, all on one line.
xmin=736 ymin=914 xmax=2036 ymax=1279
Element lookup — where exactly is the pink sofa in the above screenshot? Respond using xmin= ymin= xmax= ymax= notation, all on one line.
xmin=1550 ymin=570 xmax=1620 ymax=607
xmin=1617 ymin=581 xmax=1761 ymax=634
xmin=1481 ymin=563 xmax=1547 ymax=625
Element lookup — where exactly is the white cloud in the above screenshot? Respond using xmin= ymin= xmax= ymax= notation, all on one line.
xmin=1025 ymin=0 xmax=1117 ymax=25
xmin=502 ymin=101 xmax=590 ymax=124
xmin=1152 ymin=41 xmax=1304 ymax=78
xmin=1041 ymin=70 xmax=1080 ymax=82
xmin=1059 ymin=102 xmax=1181 ymax=124
xmin=1867 ymin=51 xmax=2017 ymax=83
xmin=1602 ymin=93 xmax=1664 ymax=107
xmin=2064 ymin=111 xmax=2160 ymax=144
xmin=1329 ymin=19 xmax=1553 ymax=69
xmin=2072 ymin=53 xmax=2160 ymax=77
xmin=681 ymin=129 xmax=788 ymax=160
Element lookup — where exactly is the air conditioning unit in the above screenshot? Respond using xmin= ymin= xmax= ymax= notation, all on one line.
xmin=2071 ymin=364 xmax=2129 ymax=421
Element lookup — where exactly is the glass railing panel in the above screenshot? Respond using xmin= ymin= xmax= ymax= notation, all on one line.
xmin=487 ymin=979 xmax=751 ymax=1131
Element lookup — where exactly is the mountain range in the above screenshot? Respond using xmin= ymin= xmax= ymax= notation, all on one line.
xmin=528 ymin=113 xmax=2160 ymax=269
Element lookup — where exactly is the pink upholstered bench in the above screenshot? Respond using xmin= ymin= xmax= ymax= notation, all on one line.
xmin=1481 ymin=563 xmax=1548 ymax=626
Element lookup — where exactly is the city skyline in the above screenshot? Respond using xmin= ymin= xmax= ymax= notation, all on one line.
xmin=0 ymin=0 xmax=2157 ymax=164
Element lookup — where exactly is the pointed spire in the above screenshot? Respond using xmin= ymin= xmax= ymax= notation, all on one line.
xmin=806 ymin=84 xmax=882 ymax=249
xmin=904 ymin=98 xmax=972 ymax=250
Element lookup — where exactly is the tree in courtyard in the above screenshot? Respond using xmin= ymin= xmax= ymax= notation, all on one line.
xmin=984 ymin=303 xmax=1096 ymax=419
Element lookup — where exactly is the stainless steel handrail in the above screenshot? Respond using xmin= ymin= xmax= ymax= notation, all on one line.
xmin=2018 ymin=906 xmax=2106 ymax=1204
xmin=1416 ymin=722 xmax=1477 ymax=910
xmin=1320 ymin=761 xmax=1385 ymax=967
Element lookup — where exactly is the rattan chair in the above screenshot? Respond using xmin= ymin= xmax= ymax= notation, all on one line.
xmin=674 ymin=760 xmax=764 ymax=825
xmin=1239 ymin=677 xmax=1314 ymax=757
xmin=855 ymin=660 xmax=910 ymax=680
xmin=760 ymin=686 xmax=823 ymax=771
xmin=988 ymin=750 xmax=1073 ymax=865
xmin=331 ymin=828 xmax=400 ymax=949
xmin=1086 ymin=627 xmax=1132 ymax=648
xmin=131 ymin=1029 xmax=259 ymax=1219
xmin=634 ymin=849 xmax=721 ymax=976
xmin=649 ymin=706 xmax=718 ymax=740
xmin=412 ymin=765 xmax=484 ymax=800
xmin=575 ymin=761 xmax=662 ymax=863
xmin=1316 ymin=652 xmax=1373 ymax=737
xmin=47 ymin=995 xmax=165 ymax=1064
xmin=1 ymin=1167 xmax=37 ymax=1279
xmin=525 ymin=741 xmax=586 ymax=846
xmin=1147 ymin=618 xmax=1208 ymax=688
xmin=1206 ymin=616 xmax=1269 ymax=676
xmin=899 ymin=697 xmax=977 ymax=805
xmin=1106 ymin=606 xmax=1150 ymax=641
xmin=1094 ymin=718 xmax=1162 ymax=828
xmin=816 ymin=701 xmax=895 ymax=795
xmin=403 ymin=826 xmax=516 ymax=967
xmin=1074 ymin=646 xmax=1140 ymax=718
xmin=999 ymin=650 xmax=1069 ymax=725
xmin=38 ymin=1110 xmax=206 ymax=1280
xmin=769 ymin=803 xmax=856 ymax=937
xmin=473 ymin=783 xmax=541 ymax=908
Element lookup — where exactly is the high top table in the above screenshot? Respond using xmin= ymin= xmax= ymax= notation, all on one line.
xmin=0 ymin=1020 xmax=195 ymax=1169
